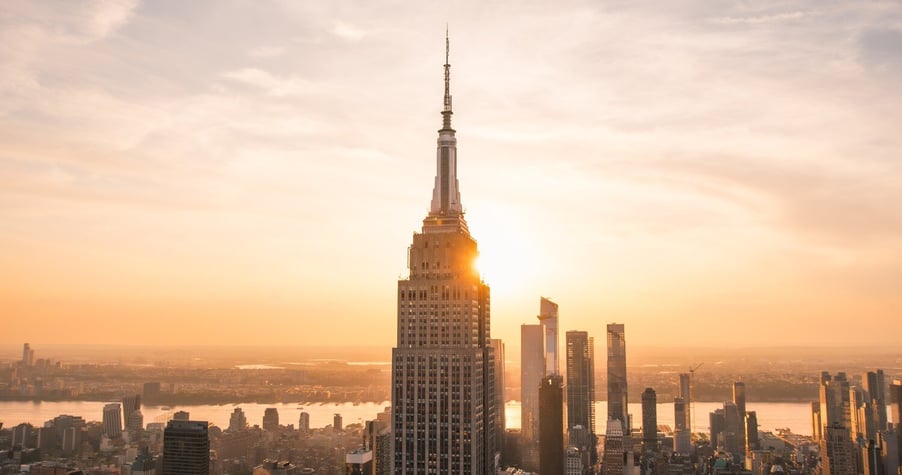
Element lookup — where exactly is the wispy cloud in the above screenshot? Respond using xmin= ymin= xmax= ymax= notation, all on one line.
xmin=330 ymin=20 xmax=367 ymax=41
xmin=248 ymin=45 xmax=287 ymax=58
xmin=220 ymin=68 xmax=322 ymax=96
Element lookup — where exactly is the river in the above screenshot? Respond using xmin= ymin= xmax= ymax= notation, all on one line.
xmin=0 ymin=400 xmax=815 ymax=435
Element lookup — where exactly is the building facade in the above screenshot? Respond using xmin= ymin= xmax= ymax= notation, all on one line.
xmin=162 ymin=420 xmax=210 ymax=475
xmin=566 ymin=331 xmax=596 ymax=463
xmin=521 ymin=323 xmax=545 ymax=469
xmin=539 ymin=375 xmax=565 ymax=475
xmin=606 ymin=324 xmax=629 ymax=433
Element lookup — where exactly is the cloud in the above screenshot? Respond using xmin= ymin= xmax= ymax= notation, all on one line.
xmin=858 ymin=28 xmax=902 ymax=71
xmin=711 ymin=11 xmax=811 ymax=25
xmin=248 ymin=45 xmax=287 ymax=58
xmin=220 ymin=68 xmax=321 ymax=96
xmin=330 ymin=20 xmax=366 ymax=41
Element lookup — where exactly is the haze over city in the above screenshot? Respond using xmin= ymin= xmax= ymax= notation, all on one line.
xmin=3 ymin=0 xmax=901 ymax=350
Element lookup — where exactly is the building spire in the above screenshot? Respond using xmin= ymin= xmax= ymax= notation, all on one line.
xmin=425 ymin=27 xmax=466 ymax=231
xmin=442 ymin=26 xmax=453 ymax=130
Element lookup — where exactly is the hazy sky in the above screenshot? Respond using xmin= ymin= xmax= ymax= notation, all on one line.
xmin=2 ymin=0 xmax=901 ymax=350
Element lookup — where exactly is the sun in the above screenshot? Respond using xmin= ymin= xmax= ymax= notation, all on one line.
xmin=472 ymin=232 xmax=537 ymax=294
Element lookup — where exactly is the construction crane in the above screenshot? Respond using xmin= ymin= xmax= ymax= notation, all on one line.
xmin=689 ymin=362 xmax=704 ymax=435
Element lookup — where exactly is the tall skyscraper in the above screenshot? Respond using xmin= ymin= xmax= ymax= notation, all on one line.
xmin=674 ymin=397 xmax=687 ymax=432
xmin=22 ymin=343 xmax=32 ymax=366
xmin=678 ymin=373 xmax=691 ymax=433
xmin=745 ymin=411 xmax=759 ymax=453
xmin=490 ymin=338 xmax=506 ymax=460
xmin=521 ymin=323 xmax=545 ymax=470
xmin=103 ymin=403 xmax=123 ymax=439
xmin=820 ymin=372 xmax=852 ymax=432
xmin=537 ymin=297 xmax=559 ymax=376
xmin=606 ymin=323 xmax=629 ymax=432
xmin=641 ymin=388 xmax=658 ymax=452
xmin=391 ymin=34 xmax=495 ymax=475
xmin=539 ymin=375 xmax=565 ymax=475
xmin=566 ymin=331 xmax=596 ymax=463
xmin=863 ymin=370 xmax=888 ymax=431
xmin=603 ymin=419 xmax=625 ymax=475
xmin=334 ymin=413 xmax=343 ymax=432
xmin=163 ymin=420 xmax=210 ymax=475
xmin=732 ymin=382 xmax=747 ymax=455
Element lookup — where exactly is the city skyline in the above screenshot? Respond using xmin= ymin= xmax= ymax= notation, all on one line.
xmin=3 ymin=1 xmax=902 ymax=350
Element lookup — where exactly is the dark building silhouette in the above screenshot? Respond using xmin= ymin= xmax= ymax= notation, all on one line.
xmin=391 ymin=33 xmax=495 ymax=474
xmin=539 ymin=375 xmax=564 ymax=475
xmin=745 ymin=411 xmax=759 ymax=453
xmin=607 ymin=324 xmax=629 ymax=432
xmin=709 ymin=408 xmax=725 ymax=449
xmin=163 ymin=420 xmax=209 ymax=475
xmin=491 ymin=338 xmax=506 ymax=461
xmin=641 ymin=388 xmax=657 ymax=452
xmin=566 ymin=331 xmax=596 ymax=463
xmin=733 ymin=382 xmax=747 ymax=455
xmin=521 ymin=323 xmax=545 ymax=469
xmin=262 ymin=408 xmax=279 ymax=430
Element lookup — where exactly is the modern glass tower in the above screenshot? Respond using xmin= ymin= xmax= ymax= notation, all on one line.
xmin=566 ymin=331 xmax=596 ymax=463
xmin=607 ymin=323 xmax=629 ymax=432
xmin=391 ymin=33 xmax=495 ymax=474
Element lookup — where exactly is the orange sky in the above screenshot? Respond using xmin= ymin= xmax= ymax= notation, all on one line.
xmin=2 ymin=1 xmax=901 ymax=349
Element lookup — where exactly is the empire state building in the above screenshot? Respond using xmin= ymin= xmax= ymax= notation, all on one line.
xmin=391 ymin=35 xmax=496 ymax=474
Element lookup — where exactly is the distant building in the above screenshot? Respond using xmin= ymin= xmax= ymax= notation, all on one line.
xmin=491 ymin=338 xmax=506 ymax=461
xmin=345 ymin=448 xmax=373 ymax=475
xmin=607 ymin=324 xmax=629 ymax=435
xmin=812 ymin=401 xmax=823 ymax=441
xmin=102 ymin=403 xmax=122 ymax=439
xmin=566 ymin=331 xmax=596 ymax=464
xmin=723 ymin=401 xmax=741 ymax=459
xmin=521 ymin=322 xmax=545 ymax=469
xmin=732 ymin=382 xmax=747 ymax=454
xmin=674 ymin=397 xmax=687 ymax=433
xmin=162 ymin=420 xmax=210 ymax=475
xmin=641 ymin=388 xmax=658 ymax=452
xmin=22 ymin=343 xmax=34 ymax=366
xmin=298 ymin=412 xmax=309 ymax=433
xmin=123 ymin=394 xmax=142 ymax=424
xmin=229 ymin=407 xmax=247 ymax=432
xmin=863 ymin=370 xmax=887 ymax=431
xmin=566 ymin=447 xmax=583 ymax=475
xmin=333 ymin=413 xmax=343 ymax=432
xmin=820 ymin=422 xmax=855 ymax=475
xmin=126 ymin=409 xmax=144 ymax=436
xmin=539 ymin=375 xmax=564 ymax=475
xmin=262 ymin=408 xmax=279 ymax=430
xmin=820 ymin=372 xmax=851 ymax=431
xmin=253 ymin=459 xmax=297 ymax=474
xmin=132 ymin=446 xmax=157 ymax=475
xmin=709 ymin=408 xmax=725 ymax=449
xmin=745 ymin=411 xmax=759 ymax=453
xmin=12 ymin=423 xmax=33 ymax=448
xmin=679 ymin=373 xmax=692 ymax=432
xmin=537 ymin=297 xmax=560 ymax=376
xmin=143 ymin=382 xmax=161 ymax=399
